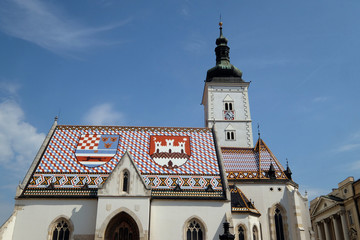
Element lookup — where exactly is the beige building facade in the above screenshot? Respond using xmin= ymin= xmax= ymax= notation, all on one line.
xmin=310 ymin=177 xmax=360 ymax=240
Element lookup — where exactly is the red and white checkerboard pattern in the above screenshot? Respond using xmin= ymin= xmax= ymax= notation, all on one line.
xmin=77 ymin=135 xmax=100 ymax=150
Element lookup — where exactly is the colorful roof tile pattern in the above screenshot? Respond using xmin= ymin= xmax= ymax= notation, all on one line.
xmin=222 ymin=139 xmax=287 ymax=180
xmin=24 ymin=125 xmax=224 ymax=198
xmin=229 ymin=185 xmax=260 ymax=215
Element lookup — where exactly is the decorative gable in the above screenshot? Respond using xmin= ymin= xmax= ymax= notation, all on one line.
xmin=222 ymin=138 xmax=287 ymax=180
xmin=98 ymin=151 xmax=151 ymax=197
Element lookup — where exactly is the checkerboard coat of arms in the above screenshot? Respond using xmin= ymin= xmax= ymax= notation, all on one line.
xmin=149 ymin=136 xmax=191 ymax=169
xmin=75 ymin=134 xmax=119 ymax=168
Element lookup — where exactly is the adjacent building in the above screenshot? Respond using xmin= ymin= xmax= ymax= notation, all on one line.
xmin=310 ymin=177 xmax=360 ymax=240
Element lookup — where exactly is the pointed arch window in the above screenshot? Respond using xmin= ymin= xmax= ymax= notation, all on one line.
xmin=122 ymin=170 xmax=129 ymax=193
xmin=275 ymin=207 xmax=285 ymax=240
xmin=186 ymin=219 xmax=204 ymax=240
xmin=51 ymin=219 xmax=71 ymax=240
xmin=238 ymin=225 xmax=246 ymax=240
xmin=252 ymin=226 xmax=259 ymax=240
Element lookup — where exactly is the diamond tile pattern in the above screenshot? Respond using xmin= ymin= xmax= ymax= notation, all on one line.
xmin=28 ymin=126 xmax=222 ymax=190
xmin=222 ymin=139 xmax=287 ymax=179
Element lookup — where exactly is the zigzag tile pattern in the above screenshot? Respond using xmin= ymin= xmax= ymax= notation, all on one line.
xmin=30 ymin=126 xmax=221 ymax=191
xmin=222 ymin=139 xmax=287 ymax=180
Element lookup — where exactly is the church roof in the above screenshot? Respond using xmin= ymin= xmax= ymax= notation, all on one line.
xmin=229 ymin=185 xmax=260 ymax=216
xmin=21 ymin=125 xmax=225 ymax=199
xmin=222 ymin=138 xmax=288 ymax=180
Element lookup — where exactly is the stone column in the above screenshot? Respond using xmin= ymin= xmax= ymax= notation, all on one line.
xmin=331 ymin=216 xmax=341 ymax=240
xmin=322 ymin=220 xmax=331 ymax=240
xmin=316 ymin=222 xmax=323 ymax=240
xmin=340 ymin=212 xmax=349 ymax=240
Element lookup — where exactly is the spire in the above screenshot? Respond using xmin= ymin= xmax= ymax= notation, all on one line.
xmin=284 ymin=158 xmax=292 ymax=180
xmin=206 ymin=22 xmax=243 ymax=82
xmin=215 ymin=21 xmax=230 ymax=65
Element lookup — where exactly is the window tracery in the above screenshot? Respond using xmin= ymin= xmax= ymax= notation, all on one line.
xmin=274 ymin=207 xmax=285 ymax=240
xmin=238 ymin=225 xmax=245 ymax=240
xmin=51 ymin=219 xmax=71 ymax=240
xmin=186 ymin=219 xmax=204 ymax=240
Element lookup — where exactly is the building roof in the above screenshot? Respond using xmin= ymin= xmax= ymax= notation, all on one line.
xmin=229 ymin=185 xmax=260 ymax=216
xmin=222 ymin=138 xmax=288 ymax=180
xmin=206 ymin=23 xmax=243 ymax=82
xmin=22 ymin=125 xmax=225 ymax=199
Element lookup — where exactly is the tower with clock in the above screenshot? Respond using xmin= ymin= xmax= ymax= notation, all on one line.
xmin=202 ymin=22 xmax=254 ymax=148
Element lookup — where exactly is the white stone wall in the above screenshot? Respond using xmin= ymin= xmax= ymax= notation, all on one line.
xmin=231 ymin=214 xmax=261 ymax=240
xmin=150 ymin=199 xmax=231 ymax=240
xmin=237 ymin=183 xmax=312 ymax=240
xmin=11 ymin=199 xmax=97 ymax=240
xmin=203 ymin=82 xmax=253 ymax=148
xmin=95 ymin=197 xmax=150 ymax=240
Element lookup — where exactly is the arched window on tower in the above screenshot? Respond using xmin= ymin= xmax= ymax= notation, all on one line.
xmin=122 ymin=170 xmax=129 ymax=193
xmin=51 ymin=218 xmax=71 ymax=240
xmin=186 ymin=219 xmax=204 ymax=240
xmin=238 ymin=225 xmax=246 ymax=240
xmin=275 ymin=207 xmax=285 ymax=240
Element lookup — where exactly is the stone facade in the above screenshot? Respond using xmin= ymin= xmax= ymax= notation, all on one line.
xmin=310 ymin=177 xmax=360 ymax=240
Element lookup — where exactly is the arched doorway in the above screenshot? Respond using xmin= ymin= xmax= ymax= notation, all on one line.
xmin=105 ymin=212 xmax=139 ymax=240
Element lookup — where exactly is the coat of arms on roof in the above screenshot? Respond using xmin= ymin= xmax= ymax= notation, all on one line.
xmin=149 ymin=135 xmax=191 ymax=169
xmin=75 ymin=134 xmax=119 ymax=168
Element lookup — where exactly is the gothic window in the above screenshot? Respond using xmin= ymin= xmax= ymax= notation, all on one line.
xmin=252 ymin=226 xmax=259 ymax=240
xmin=123 ymin=170 xmax=129 ymax=193
xmin=238 ymin=225 xmax=246 ymax=240
xmin=51 ymin=219 xmax=71 ymax=240
xmin=186 ymin=219 xmax=204 ymax=240
xmin=275 ymin=207 xmax=285 ymax=240
xmin=226 ymin=131 xmax=235 ymax=141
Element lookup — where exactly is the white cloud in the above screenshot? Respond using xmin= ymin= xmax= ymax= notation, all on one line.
xmin=335 ymin=143 xmax=360 ymax=152
xmin=302 ymin=186 xmax=329 ymax=201
xmin=0 ymin=99 xmax=45 ymax=171
xmin=0 ymin=82 xmax=20 ymax=97
xmin=0 ymin=0 xmax=129 ymax=54
xmin=83 ymin=103 xmax=124 ymax=125
xmin=313 ymin=96 xmax=328 ymax=103
xmin=349 ymin=160 xmax=360 ymax=171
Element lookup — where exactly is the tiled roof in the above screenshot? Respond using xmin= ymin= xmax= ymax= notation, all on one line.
xmin=229 ymin=185 xmax=260 ymax=215
xmin=222 ymin=138 xmax=287 ymax=180
xmin=23 ymin=125 xmax=224 ymax=198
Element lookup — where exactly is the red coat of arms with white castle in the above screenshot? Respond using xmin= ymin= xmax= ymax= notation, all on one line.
xmin=149 ymin=136 xmax=191 ymax=169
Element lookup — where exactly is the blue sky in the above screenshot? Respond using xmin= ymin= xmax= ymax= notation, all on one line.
xmin=1 ymin=0 xmax=360 ymax=224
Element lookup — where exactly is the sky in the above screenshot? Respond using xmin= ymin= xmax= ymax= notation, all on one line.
xmin=0 ymin=0 xmax=360 ymax=225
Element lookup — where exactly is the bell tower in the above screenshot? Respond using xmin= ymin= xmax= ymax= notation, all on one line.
xmin=201 ymin=22 xmax=253 ymax=148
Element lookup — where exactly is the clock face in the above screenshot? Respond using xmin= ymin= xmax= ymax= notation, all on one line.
xmin=224 ymin=110 xmax=235 ymax=120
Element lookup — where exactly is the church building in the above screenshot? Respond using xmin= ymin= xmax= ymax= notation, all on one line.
xmin=0 ymin=23 xmax=313 ymax=240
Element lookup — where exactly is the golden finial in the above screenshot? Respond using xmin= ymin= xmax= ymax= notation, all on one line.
xmin=219 ymin=21 xmax=223 ymax=27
